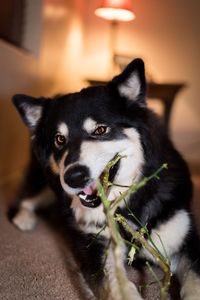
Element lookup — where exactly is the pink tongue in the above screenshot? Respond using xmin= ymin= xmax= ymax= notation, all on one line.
xmin=83 ymin=181 xmax=97 ymax=195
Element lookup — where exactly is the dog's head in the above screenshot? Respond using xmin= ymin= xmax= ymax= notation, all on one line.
xmin=13 ymin=59 xmax=147 ymax=209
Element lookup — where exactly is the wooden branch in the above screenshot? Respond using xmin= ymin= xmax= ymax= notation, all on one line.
xmin=115 ymin=214 xmax=172 ymax=300
xmin=96 ymin=154 xmax=171 ymax=300
xmin=97 ymin=182 xmax=142 ymax=300
xmin=110 ymin=164 xmax=168 ymax=213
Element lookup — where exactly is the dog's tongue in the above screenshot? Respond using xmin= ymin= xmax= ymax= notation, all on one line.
xmin=83 ymin=181 xmax=96 ymax=195
xmin=79 ymin=181 xmax=101 ymax=208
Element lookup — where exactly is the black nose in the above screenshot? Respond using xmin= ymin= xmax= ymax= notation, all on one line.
xmin=64 ymin=165 xmax=90 ymax=189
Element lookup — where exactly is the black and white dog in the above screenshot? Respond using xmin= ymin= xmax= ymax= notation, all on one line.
xmin=11 ymin=59 xmax=200 ymax=299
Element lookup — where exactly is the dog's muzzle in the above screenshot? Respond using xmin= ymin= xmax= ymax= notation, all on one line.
xmin=64 ymin=165 xmax=101 ymax=208
xmin=64 ymin=160 xmax=119 ymax=208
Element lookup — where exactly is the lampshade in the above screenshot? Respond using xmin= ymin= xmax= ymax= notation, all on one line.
xmin=95 ymin=0 xmax=135 ymax=22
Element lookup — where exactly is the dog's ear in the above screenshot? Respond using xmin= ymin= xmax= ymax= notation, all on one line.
xmin=111 ymin=58 xmax=146 ymax=105
xmin=12 ymin=94 xmax=45 ymax=130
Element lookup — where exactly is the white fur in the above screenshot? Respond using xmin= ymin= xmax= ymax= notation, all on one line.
xmin=79 ymin=140 xmax=126 ymax=179
xmin=71 ymin=195 xmax=105 ymax=226
xmin=71 ymin=195 xmax=111 ymax=237
xmin=107 ymin=128 xmax=144 ymax=201
xmin=83 ymin=117 xmax=110 ymax=135
xmin=59 ymin=139 xmax=124 ymax=196
xmin=79 ymin=128 xmax=143 ymax=200
xmin=13 ymin=208 xmax=38 ymax=231
xmin=118 ymin=72 xmax=141 ymax=101
xmin=22 ymin=103 xmax=42 ymax=128
xmin=83 ymin=117 xmax=97 ymax=133
xmin=141 ymin=210 xmax=190 ymax=263
xmin=57 ymin=122 xmax=68 ymax=137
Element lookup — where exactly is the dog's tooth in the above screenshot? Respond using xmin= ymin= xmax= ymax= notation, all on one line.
xmin=79 ymin=193 xmax=87 ymax=201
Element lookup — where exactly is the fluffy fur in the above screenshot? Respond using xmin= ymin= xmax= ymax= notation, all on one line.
xmin=11 ymin=59 xmax=200 ymax=300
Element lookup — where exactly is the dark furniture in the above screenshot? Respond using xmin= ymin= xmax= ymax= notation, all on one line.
xmin=87 ymin=79 xmax=185 ymax=132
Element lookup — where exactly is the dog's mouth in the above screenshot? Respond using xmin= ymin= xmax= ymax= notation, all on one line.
xmin=78 ymin=160 xmax=119 ymax=208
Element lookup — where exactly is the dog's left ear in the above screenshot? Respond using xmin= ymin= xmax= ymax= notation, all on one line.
xmin=111 ymin=58 xmax=146 ymax=105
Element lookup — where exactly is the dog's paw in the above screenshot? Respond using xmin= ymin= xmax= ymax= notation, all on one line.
xmin=12 ymin=208 xmax=38 ymax=231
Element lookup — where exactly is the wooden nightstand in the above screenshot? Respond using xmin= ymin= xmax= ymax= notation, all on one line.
xmin=87 ymin=79 xmax=185 ymax=132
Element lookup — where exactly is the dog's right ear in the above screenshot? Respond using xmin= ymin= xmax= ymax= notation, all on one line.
xmin=110 ymin=58 xmax=146 ymax=106
xmin=12 ymin=94 xmax=45 ymax=130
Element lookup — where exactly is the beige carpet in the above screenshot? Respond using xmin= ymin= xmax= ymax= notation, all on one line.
xmin=0 ymin=200 xmax=89 ymax=300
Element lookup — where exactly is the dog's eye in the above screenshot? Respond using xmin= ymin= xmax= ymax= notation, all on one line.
xmin=93 ymin=126 xmax=107 ymax=136
xmin=55 ymin=134 xmax=66 ymax=147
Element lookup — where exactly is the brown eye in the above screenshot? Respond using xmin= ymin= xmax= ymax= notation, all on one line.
xmin=55 ymin=134 xmax=66 ymax=147
xmin=93 ymin=126 xmax=107 ymax=136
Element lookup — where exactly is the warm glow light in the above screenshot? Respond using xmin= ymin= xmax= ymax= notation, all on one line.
xmin=95 ymin=7 xmax=135 ymax=21
xmin=95 ymin=0 xmax=135 ymax=22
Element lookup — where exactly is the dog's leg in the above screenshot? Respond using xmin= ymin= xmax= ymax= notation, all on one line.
xmin=10 ymin=151 xmax=55 ymax=231
xmin=12 ymin=187 xmax=55 ymax=231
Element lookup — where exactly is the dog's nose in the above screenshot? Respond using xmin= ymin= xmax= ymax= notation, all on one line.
xmin=64 ymin=165 xmax=89 ymax=189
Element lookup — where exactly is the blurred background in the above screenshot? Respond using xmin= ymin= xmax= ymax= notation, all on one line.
xmin=0 ymin=0 xmax=199 ymax=198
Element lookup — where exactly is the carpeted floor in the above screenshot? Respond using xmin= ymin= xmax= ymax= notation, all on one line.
xmin=0 ymin=174 xmax=199 ymax=300
xmin=0 ymin=200 xmax=87 ymax=300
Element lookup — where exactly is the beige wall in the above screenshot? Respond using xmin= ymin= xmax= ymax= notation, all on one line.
xmin=0 ymin=0 xmax=199 ymax=187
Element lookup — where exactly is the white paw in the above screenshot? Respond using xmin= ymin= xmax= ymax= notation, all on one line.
xmin=12 ymin=208 xmax=38 ymax=231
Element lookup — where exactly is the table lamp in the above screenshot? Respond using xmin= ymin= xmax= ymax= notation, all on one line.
xmin=95 ymin=0 xmax=135 ymax=75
